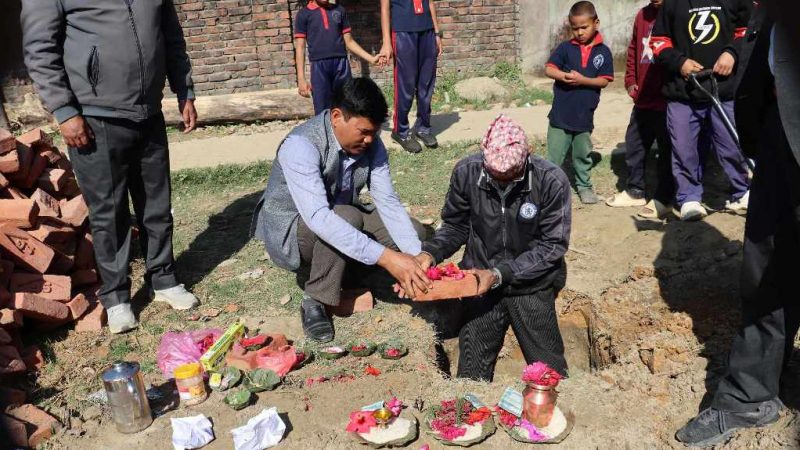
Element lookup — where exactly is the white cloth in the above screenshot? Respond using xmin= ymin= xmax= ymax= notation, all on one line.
xmin=171 ymin=414 xmax=215 ymax=450
xmin=231 ymin=407 xmax=286 ymax=450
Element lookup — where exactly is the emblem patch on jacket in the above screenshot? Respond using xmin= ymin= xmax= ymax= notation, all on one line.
xmin=519 ymin=202 xmax=538 ymax=220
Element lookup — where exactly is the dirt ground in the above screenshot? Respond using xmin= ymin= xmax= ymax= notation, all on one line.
xmin=47 ymin=187 xmax=800 ymax=449
xmin=32 ymin=80 xmax=800 ymax=449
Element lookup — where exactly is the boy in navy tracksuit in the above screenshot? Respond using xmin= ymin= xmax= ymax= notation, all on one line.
xmin=650 ymin=0 xmax=751 ymax=221
xmin=294 ymin=0 xmax=378 ymax=114
xmin=545 ymin=1 xmax=614 ymax=204
xmin=379 ymin=0 xmax=443 ymax=154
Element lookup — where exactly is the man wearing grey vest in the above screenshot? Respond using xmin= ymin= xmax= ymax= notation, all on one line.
xmin=252 ymin=78 xmax=431 ymax=342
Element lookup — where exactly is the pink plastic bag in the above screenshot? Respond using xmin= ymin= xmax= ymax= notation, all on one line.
xmin=156 ymin=329 xmax=222 ymax=378
xmin=255 ymin=345 xmax=298 ymax=376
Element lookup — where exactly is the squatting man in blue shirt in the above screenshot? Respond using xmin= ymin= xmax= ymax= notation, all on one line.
xmin=252 ymin=77 xmax=432 ymax=342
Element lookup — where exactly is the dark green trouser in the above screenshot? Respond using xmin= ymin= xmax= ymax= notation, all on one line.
xmin=547 ymin=124 xmax=594 ymax=190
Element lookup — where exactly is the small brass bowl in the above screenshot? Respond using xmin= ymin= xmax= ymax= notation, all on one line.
xmin=373 ymin=407 xmax=393 ymax=428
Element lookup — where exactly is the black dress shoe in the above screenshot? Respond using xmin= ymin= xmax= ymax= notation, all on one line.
xmin=391 ymin=132 xmax=422 ymax=154
xmin=414 ymin=130 xmax=438 ymax=148
xmin=301 ymin=299 xmax=334 ymax=343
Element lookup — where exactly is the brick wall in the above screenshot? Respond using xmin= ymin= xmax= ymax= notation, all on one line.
xmin=1 ymin=0 xmax=520 ymax=122
xmin=176 ymin=0 xmax=520 ymax=95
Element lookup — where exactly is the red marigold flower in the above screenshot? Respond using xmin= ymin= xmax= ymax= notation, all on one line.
xmin=364 ymin=365 xmax=381 ymax=376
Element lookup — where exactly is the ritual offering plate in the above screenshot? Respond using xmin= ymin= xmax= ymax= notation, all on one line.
xmin=422 ymin=398 xmax=496 ymax=447
xmin=378 ymin=342 xmax=408 ymax=360
xmin=293 ymin=348 xmax=314 ymax=369
xmin=223 ymin=388 xmax=252 ymax=410
xmin=497 ymin=404 xmax=575 ymax=444
xmin=348 ymin=341 xmax=377 ymax=357
xmin=244 ymin=368 xmax=282 ymax=393
xmin=352 ymin=414 xmax=419 ymax=448
xmin=318 ymin=346 xmax=347 ymax=360
xmin=412 ymin=263 xmax=479 ymax=302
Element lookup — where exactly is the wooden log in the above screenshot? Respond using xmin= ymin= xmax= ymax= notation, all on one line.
xmin=161 ymin=89 xmax=314 ymax=126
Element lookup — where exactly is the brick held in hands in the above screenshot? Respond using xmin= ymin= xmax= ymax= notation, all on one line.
xmin=0 ymin=149 xmax=20 ymax=174
xmin=411 ymin=275 xmax=480 ymax=301
xmin=0 ymin=308 xmax=23 ymax=329
xmin=0 ymin=224 xmax=55 ymax=273
xmin=0 ymin=199 xmax=39 ymax=229
xmin=37 ymin=168 xmax=68 ymax=195
xmin=65 ymin=293 xmax=90 ymax=320
xmin=0 ymin=128 xmax=15 ymax=154
xmin=60 ymin=195 xmax=88 ymax=227
xmin=73 ymin=300 xmax=106 ymax=332
xmin=13 ymin=292 xmax=70 ymax=322
xmin=10 ymin=273 xmax=71 ymax=303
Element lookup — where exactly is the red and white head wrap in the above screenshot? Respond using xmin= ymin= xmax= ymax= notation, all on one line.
xmin=480 ymin=114 xmax=530 ymax=177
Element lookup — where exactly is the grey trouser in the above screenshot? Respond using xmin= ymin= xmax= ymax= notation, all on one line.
xmin=68 ymin=113 xmax=177 ymax=308
xmin=296 ymin=204 xmax=425 ymax=306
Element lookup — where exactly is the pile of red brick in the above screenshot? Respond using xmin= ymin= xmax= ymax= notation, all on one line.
xmin=0 ymin=127 xmax=104 ymax=447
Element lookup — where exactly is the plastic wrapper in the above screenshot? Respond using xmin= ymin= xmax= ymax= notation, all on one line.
xmin=157 ymin=329 xmax=222 ymax=378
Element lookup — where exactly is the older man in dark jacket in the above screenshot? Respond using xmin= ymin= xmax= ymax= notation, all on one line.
xmin=21 ymin=0 xmax=200 ymax=333
xmin=407 ymin=114 xmax=572 ymax=381
xmin=676 ymin=1 xmax=800 ymax=446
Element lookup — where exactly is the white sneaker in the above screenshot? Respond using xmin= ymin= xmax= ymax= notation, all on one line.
xmin=606 ymin=191 xmax=647 ymax=207
xmin=107 ymin=304 xmax=139 ymax=334
xmin=725 ymin=191 xmax=750 ymax=212
xmin=152 ymin=284 xmax=200 ymax=310
xmin=680 ymin=201 xmax=708 ymax=221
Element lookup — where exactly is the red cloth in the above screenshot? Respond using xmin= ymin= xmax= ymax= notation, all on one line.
xmin=624 ymin=4 xmax=666 ymax=111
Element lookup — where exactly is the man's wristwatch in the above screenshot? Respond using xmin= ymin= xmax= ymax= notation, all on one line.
xmin=436 ymin=30 xmax=443 ymax=38
xmin=490 ymin=268 xmax=503 ymax=290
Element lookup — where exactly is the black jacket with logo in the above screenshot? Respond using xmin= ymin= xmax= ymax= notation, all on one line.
xmin=422 ymin=154 xmax=571 ymax=296
xmin=651 ymin=0 xmax=751 ymax=102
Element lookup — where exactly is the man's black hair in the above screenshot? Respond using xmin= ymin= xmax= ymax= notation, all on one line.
xmin=331 ymin=77 xmax=389 ymax=127
xmin=569 ymin=1 xmax=598 ymax=19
